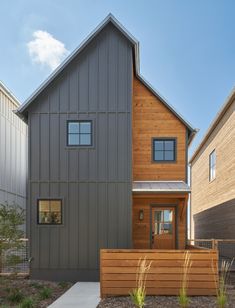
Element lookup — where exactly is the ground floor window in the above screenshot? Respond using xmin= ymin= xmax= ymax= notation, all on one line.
xmin=37 ymin=199 xmax=62 ymax=225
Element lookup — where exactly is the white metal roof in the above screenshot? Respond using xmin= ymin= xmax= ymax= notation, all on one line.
xmin=132 ymin=181 xmax=191 ymax=193
xmin=0 ymin=81 xmax=21 ymax=107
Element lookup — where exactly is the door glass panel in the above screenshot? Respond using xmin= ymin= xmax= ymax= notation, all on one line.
xmin=154 ymin=209 xmax=173 ymax=235
xmin=164 ymin=210 xmax=173 ymax=222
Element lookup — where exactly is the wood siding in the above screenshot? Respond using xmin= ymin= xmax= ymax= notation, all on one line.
xmin=100 ymin=249 xmax=218 ymax=297
xmin=191 ymin=98 xmax=235 ymax=238
xmin=132 ymin=194 xmax=188 ymax=250
xmin=132 ymin=76 xmax=187 ymax=181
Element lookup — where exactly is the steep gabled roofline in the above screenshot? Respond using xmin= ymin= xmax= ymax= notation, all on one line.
xmin=16 ymin=13 xmax=197 ymax=144
xmin=0 ymin=81 xmax=21 ymax=107
xmin=136 ymin=74 xmax=198 ymax=145
xmin=190 ymin=86 xmax=235 ymax=163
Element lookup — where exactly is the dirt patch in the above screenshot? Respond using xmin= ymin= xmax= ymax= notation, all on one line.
xmin=0 ymin=276 xmax=73 ymax=307
xmin=98 ymin=283 xmax=235 ymax=308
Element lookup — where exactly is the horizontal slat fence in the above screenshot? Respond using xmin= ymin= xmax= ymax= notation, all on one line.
xmin=100 ymin=249 xmax=218 ymax=298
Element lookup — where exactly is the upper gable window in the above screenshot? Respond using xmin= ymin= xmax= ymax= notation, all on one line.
xmin=153 ymin=138 xmax=176 ymax=162
xmin=209 ymin=150 xmax=216 ymax=181
xmin=67 ymin=121 xmax=92 ymax=146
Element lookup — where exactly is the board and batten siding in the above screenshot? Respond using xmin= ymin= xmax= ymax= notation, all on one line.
xmin=27 ymin=24 xmax=133 ymax=281
xmin=191 ymin=98 xmax=235 ymax=239
xmin=0 ymin=87 xmax=27 ymax=215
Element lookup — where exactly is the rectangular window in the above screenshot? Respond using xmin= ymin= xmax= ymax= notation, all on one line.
xmin=37 ymin=200 xmax=62 ymax=225
xmin=67 ymin=121 xmax=92 ymax=146
xmin=209 ymin=150 xmax=216 ymax=181
xmin=153 ymin=138 xmax=176 ymax=162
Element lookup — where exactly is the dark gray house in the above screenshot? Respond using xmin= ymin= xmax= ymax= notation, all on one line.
xmin=17 ymin=14 xmax=196 ymax=281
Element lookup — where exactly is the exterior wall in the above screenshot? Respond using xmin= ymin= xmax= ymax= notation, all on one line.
xmin=132 ymin=76 xmax=187 ymax=181
xmin=191 ymin=98 xmax=235 ymax=238
xmin=27 ymin=24 xmax=133 ymax=281
xmin=132 ymin=194 xmax=187 ymax=250
xmin=0 ymin=86 xmax=27 ymax=218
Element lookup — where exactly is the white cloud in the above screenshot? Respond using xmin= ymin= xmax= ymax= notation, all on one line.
xmin=27 ymin=30 xmax=69 ymax=70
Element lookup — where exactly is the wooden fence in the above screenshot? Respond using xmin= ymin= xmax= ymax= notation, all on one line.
xmin=100 ymin=249 xmax=218 ymax=298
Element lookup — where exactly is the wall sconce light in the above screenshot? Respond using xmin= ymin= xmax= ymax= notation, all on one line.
xmin=139 ymin=209 xmax=144 ymax=221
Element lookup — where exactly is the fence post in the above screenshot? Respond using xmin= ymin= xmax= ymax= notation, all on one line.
xmin=212 ymin=239 xmax=218 ymax=250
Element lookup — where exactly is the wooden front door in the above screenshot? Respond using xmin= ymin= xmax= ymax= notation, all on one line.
xmin=151 ymin=207 xmax=176 ymax=249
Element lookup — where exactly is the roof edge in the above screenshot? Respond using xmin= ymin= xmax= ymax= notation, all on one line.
xmin=136 ymin=74 xmax=198 ymax=143
xmin=189 ymin=86 xmax=235 ymax=163
xmin=0 ymin=81 xmax=21 ymax=107
xmin=16 ymin=13 xmax=139 ymax=120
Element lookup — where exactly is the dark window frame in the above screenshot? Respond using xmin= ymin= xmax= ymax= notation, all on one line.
xmin=37 ymin=199 xmax=63 ymax=225
xmin=152 ymin=137 xmax=177 ymax=163
xmin=67 ymin=120 xmax=92 ymax=147
xmin=209 ymin=149 xmax=216 ymax=182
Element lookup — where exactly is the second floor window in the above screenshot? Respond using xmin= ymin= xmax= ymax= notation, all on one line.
xmin=67 ymin=121 xmax=92 ymax=146
xmin=153 ymin=138 xmax=176 ymax=162
xmin=209 ymin=150 xmax=216 ymax=181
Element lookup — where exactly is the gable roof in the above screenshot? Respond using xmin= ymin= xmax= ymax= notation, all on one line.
xmin=16 ymin=13 xmax=197 ymax=144
xmin=190 ymin=86 xmax=235 ymax=163
xmin=0 ymin=81 xmax=20 ymax=108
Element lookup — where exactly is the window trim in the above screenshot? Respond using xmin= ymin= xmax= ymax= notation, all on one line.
xmin=209 ymin=149 xmax=216 ymax=182
xmin=152 ymin=137 xmax=177 ymax=163
xmin=67 ymin=120 xmax=93 ymax=147
xmin=37 ymin=199 xmax=63 ymax=225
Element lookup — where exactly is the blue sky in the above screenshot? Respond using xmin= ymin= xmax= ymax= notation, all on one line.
xmin=0 ymin=0 xmax=234 ymax=154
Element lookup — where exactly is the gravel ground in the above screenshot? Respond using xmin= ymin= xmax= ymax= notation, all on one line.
xmin=98 ymin=283 xmax=235 ymax=308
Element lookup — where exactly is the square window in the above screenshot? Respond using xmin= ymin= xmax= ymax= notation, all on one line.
xmin=38 ymin=200 xmax=62 ymax=225
xmin=153 ymin=138 xmax=176 ymax=162
xmin=67 ymin=121 xmax=92 ymax=146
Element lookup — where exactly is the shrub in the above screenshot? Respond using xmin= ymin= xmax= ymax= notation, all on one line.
xmin=58 ymin=281 xmax=69 ymax=289
xmin=30 ymin=282 xmax=44 ymax=289
xmin=178 ymin=251 xmax=192 ymax=308
xmin=39 ymin=286 xmax=52 ymax=300
xmin=214 ymin=259 xmax=234 ymax=308
xmin=7 ymin=288 xmax=24 ymax=303
xmin=130 ymin=257 xmax=152 ymax=308
xmin=19 ymin=297 xmax=35 ymax=308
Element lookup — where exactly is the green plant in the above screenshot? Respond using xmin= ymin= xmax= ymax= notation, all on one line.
xmin=18 ymin=297 xmax=35 ymax=308
xmin=178 ymin=251 xmax=192 ymax=308
xmin=130 ymin=257 xmax=152 ymax=308
xmin=7 ymin=288 xmax=24 ymax=303
xmin=0 ymin=203 xmax=25 ymax=273
xmin=30 ymin=282 xmax=44 ymax=289
xmin=58 ymin=281 xmax=69 ymax=289
xmin=213 ymin=259 xmax=234 ymax=308
xmin=39 ymin=286 xmax=52 ymax=300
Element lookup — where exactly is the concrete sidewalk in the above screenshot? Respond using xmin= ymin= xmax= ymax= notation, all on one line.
xmin=49 ymin=282 xmax=100 ymax=308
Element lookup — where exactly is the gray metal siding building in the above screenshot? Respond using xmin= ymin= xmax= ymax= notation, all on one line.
xmin=22 ymin=23 xmax=133 ymax=281
xmin=0 ymin=82 xmax=27 ymax=218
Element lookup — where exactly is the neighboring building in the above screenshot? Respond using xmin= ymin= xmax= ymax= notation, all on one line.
xmin=16 ymin=14 xmax=197 ymax=281
xmin=0 ymin=81 xmax=27 ymax=219
xmin=190 ymin=88 xmax=235 ymax=239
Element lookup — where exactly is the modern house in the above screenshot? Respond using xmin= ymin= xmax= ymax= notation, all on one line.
xmin=0 ymin=82 xmax=27 ymax=221
xmin=16 ymin=14 xmax=197 ymax=282
xmin=190 ymin=88 xmax=235 ymax=240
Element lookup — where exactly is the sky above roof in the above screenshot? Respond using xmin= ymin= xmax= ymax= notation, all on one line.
xmin=1 ymin=0 xmax=234 ymax=154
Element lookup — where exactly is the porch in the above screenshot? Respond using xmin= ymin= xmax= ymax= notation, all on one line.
xmin=132 ymin=181 xmax=190 ymax=250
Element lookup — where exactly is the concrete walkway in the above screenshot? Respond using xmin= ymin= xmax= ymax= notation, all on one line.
xmin=49 ymin=282 xmax=100 ymax=308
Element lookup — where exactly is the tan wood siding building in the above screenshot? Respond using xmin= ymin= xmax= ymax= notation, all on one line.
xmin=190 ymin=89 xmax=235 ymax=239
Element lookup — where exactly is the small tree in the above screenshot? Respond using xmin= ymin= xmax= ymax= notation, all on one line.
xmin=0 ymin=203 xmax=25 ymax=273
